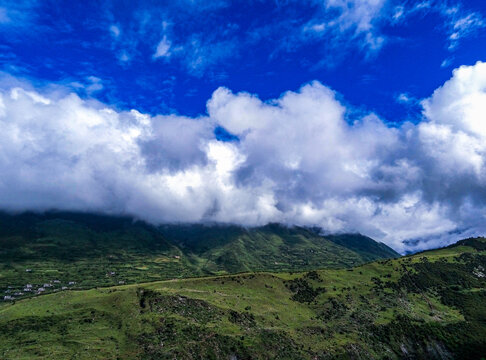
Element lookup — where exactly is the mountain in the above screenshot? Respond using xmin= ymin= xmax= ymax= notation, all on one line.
xmin=0 ymin=237 xmax=484 ymax=359
xmin=0 ymin=211 xmax=398 ymax=296
xmin=158 ymin=223 xmax=399 ymax=273
xmin=326 ymin=233 xmax=400 ymax=261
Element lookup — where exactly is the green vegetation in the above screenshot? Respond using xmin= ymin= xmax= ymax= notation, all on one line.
xmin=0 ymin=212 xmax=398 ymax=299
xmin=0 ymin=236 xmax=485 ymax=359
xmin=326 ymin=233 xmax=399 ymax=262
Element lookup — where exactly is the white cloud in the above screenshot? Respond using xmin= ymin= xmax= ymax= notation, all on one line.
xmin=324 ymin=0 xmax=387 ymax=33
xmin=311 ymin=0 xmax=486 ymax=57
xmin=441 ymin=57 xmax=454 ymax=68
xmin=303 ymin=0 xmax=388 ymax=53
xmin=153 ymin=35 xmax=172 ymax=58
xmin=109 ymin=24 xmax=120 ymax=38
xmin=180 ymin=35 xmax=237 ymax=76
xmin=150 ymin=31 xmax=237 ymax=76
xmin=0 ymin=1 xmax=35 ymax=28
xmin=422 ymin=61 xmax=486 ymax=138
xmin=392 ymin=1 xmax=485 ymax=51
xmin=2 ymin=62 xmax=486 ymax=253
xmin=118 ymin=51 xmax=130 ymax=63
xmin=392 ymin=5 xmax=404 ymax=21
xmin=441 ymin=5 xmax=484 ymax=50
xmin=85 ymin=76 xmax=103 ymax=94
xmin=396 ymin=92 xmax=412 ymax=104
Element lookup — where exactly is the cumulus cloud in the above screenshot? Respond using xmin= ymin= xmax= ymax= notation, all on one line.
xmin=2 ymin=62 xmax=486 ymax=253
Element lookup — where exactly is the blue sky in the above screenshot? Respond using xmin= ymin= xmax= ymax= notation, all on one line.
xmin=2 ymin=0 xmax=485 ymax=121
xmin=1 ymin=0 xmax=486 ymax=253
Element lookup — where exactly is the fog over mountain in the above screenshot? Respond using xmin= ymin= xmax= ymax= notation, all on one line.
xmin=1 ymin=61 xmax=486 ymax=253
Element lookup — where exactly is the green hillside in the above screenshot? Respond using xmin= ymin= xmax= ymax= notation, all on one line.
xmin=0 ymin=212 xmax=398 ymax=299
xmin=0 ymin=237 xmax=484 ymax=359
xmin=326 ymin=233 xmax=399 ymax=262
xmin=158 ymin=223 xmax=398 ymax=273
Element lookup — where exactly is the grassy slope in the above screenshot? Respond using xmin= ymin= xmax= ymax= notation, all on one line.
xmin=0 ymin=212 xmax=398 ymax=298
xmin=159 ymin=223 xmax=397 ymax=273
xmin=0 ymin=238 xmax=484 ymax=359
xmin=326 ymin=233 xmax=400 ymax=262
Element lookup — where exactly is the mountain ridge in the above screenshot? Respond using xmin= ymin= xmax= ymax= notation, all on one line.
xmin=0 ymin=211 xmax=398 ymax=299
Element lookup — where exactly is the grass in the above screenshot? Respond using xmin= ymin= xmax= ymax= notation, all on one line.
xmin=0 ymin=238 xmax=484 ymax=359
